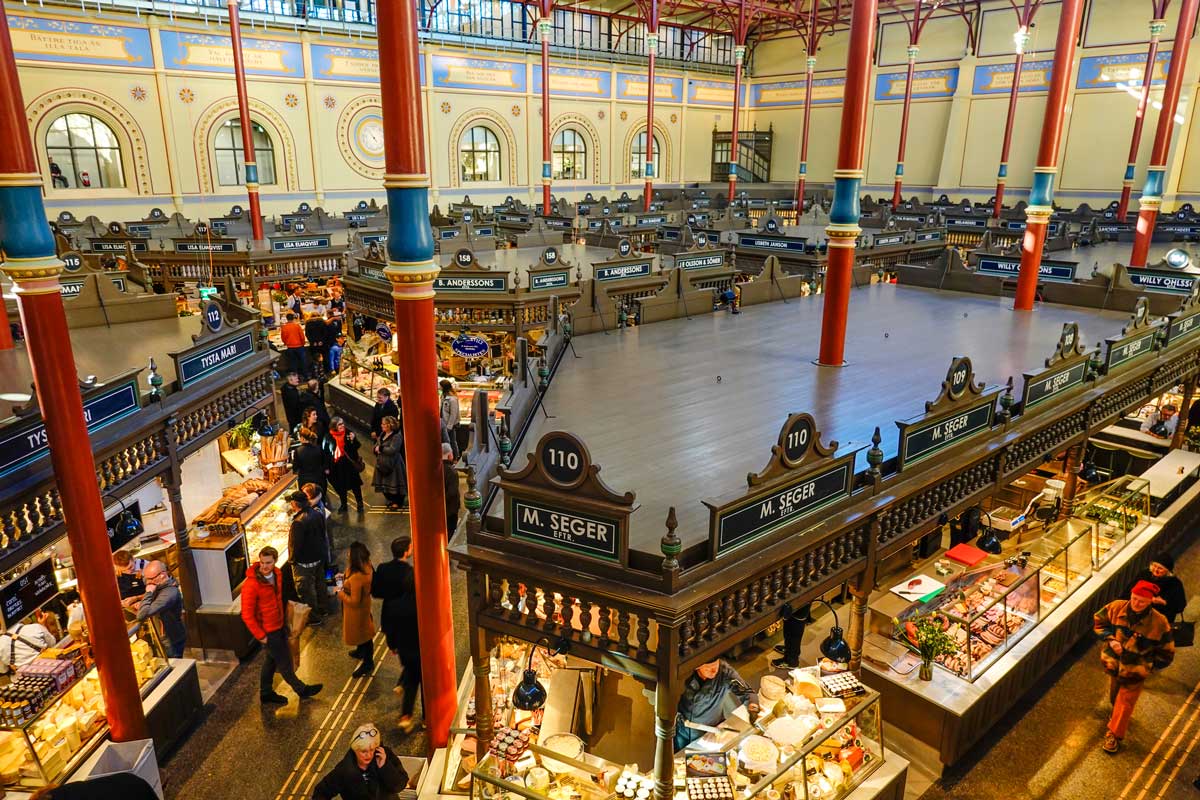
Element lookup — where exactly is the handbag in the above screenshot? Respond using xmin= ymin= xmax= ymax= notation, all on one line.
xmin=1173 ymin=617 xmax=1194 ymax=648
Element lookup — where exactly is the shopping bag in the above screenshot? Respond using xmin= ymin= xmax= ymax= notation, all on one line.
xmin=287 ymin=600 xmax=312 ymax=668
xmin=1173 ymin=618 xmax=1195 ymax=648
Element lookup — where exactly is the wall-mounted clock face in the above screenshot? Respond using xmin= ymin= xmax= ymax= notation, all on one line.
xmin=338 ymin=98 xmax=385 ymax=179
xmin=355 ymin=116 xmax=385 ymax=159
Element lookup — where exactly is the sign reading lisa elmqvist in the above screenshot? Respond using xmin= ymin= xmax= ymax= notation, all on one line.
xmin=494 ymin=432 xmax=637 ymax=567
xmin=895 ymin=356 xmax=999 ymax=471
xmin=704 ymin=413 xmax=855 ymax=557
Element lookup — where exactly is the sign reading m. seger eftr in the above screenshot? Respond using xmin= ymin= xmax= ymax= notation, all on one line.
xmin=509 ymin=497 xmax=620 ymax=561
xmin=714 ymin=462 xmax=851 ymax=555
xmin=900 ymin=401 xmax=993 ymax=466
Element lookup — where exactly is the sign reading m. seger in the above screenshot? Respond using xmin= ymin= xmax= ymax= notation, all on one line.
xmin=714 ymin=462 xmax=851 ymax=556
xmin=509 ymin=497 xmax=620 ymax=561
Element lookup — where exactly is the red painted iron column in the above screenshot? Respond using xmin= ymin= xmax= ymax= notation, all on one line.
xmin=644 ymin=0 xmax=659 ymax=212
xmin=1013 ymin=0 xmax=1084 ymax=311
xmin=227 ymin=0 xmax=265 ymax=242
xmin=793 ymin=0 xmax=819 ymax=210
xmin=817 ymin=0 xmax=878 ymax=366
xmin=540 ymin=1 xmax=553 ymax=214
xmin=376 ymin=0 xmax=457 ymax=750
xmin=727 ymin=40 xmax=747 ymax=204
xmin=1117 ymin=10 xmax=1169 ymax=220
xmin=0 ymin=4 xmax=147 ymax=741
xmin=892 ymin=43 xmax=920 ymax=208
xmin=1131 ymin=0 xmax=1200 ymax=267
xmin=993 ymin=22 xmax=1032 ymax=219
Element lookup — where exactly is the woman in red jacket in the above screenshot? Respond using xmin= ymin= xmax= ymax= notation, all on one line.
xmin=241 ymin=546 xmax=323 ymax=705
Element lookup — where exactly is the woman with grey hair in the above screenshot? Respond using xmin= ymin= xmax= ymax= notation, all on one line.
xmin=323 ymin=416 xmax=365 ymax=513
xmin=311 ymin=723 xmax=408 ymax=799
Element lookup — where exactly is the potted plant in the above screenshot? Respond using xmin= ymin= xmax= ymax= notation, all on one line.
xmin=1185 ymin=425 xmax=1200 ymax=452
xmin=912 ymin=616 xmax=956 ymax=681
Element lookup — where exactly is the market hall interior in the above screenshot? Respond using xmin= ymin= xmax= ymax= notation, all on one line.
xmin=3 ymin=0 xmax=1200 ymax=798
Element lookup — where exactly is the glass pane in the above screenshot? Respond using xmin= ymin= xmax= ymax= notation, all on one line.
xmin=73 ymin=150 xmax=101 ymax=188
xmin=91 ymin=120 xmax=119 ymax=149
xmin=216 ymin=123 xmax=234 ymax=148
xmin=46 ymin=120 xmax=70 ymax=148
xmin=96 ymin=148 xmax=124 ymax=188
xmin=488 ymin=153 xmax=499 ymax=181
xmin=252 ymin=123 xmax=271 ymax=149
xmin=258 ymin=155 xmax=276 ymax=185
xmin=216 ymin=150 xmax=240 ymax=186
xmin=47 ymin=149 xmax=73 ymax=187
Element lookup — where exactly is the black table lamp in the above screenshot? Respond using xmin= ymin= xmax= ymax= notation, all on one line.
xmin=810 ymin=599 xmax=852 ymax=664
xmin=511 ymin=637 xmax=570 ymax=712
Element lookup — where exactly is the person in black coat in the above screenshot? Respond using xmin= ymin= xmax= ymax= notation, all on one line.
xmin=371 ymin=537 xmax=422 ymax=733
xmin=372 ymin=416 xmax=407 ymax=510
xmin=292 ymin=428 xmax=327 ymax=495
xmin=312 ymin=723 xmax=407 ymax=800
xmin=370 ymin=388 xmax=400 ymax=442
xmin=305 ymin=313 xmax=329 ymax=369
xmin=288 ymin=491 xmax=331 ymax=623
xmin=323 ymin=417 xmax=365 ymax=512
xmin=1130 ymin=552 xmax=1188 ymax=621
xmin=281 ymin=372 xmax=303 ymax=432
xmin=442 ymin=443 xmax=460 ymax=536
xmin=300 ymin=379 xmax=331 ymax=430
xmin=35 ymin=772 xmax=160 ymax=799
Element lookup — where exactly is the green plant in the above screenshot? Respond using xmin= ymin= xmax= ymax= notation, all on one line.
xmin=227 ymin=418 xmax=256 ymax=449
xmin=913 ymin=616 xmax=956 ymax=664
xmin=1186 ymin=425 xmax=1200 ymax=450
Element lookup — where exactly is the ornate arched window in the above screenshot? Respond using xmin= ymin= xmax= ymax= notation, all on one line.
xmin=630 ymin=131 xmax=662 ymax=180
xmin=45 ymin=113 xmax=124 ymax=189
xmin=460 ymin=125 xmax=502 ymax=182
xmin=214 ymin=120 xmax=277 ymax=186
xmin=552 ymin=128 xmax=588 ymax=181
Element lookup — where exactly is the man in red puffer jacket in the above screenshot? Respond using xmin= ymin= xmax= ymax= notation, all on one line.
xmin=241 ymin=546 xmax=323 ymax=705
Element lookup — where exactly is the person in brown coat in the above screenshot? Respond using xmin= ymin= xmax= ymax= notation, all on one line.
xmin=1093 ymin=580 xmax=1175 ymax=753
xmin=339 ymin=541 xmax=376 ymax=678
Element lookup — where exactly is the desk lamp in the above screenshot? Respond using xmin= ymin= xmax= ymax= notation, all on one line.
xmin=513 ymin=636 xmax=571 ymax=712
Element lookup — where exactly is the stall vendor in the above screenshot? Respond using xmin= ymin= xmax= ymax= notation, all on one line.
xmin=1140 ymin=404 xmax=1178 ymax=438
xmin=674 ymin=659 xmax=755 ymax=750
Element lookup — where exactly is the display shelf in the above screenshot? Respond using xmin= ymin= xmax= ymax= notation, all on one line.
xmin=241 ymin=476 xmax=298 ymax=567
xmin=0 ymin=627 xmax=168 ymax=790
xmin=1074 ymin=476 xmax=1150 ymax=566
xmin=1029 ymin=519 xmax=1094 ymax=608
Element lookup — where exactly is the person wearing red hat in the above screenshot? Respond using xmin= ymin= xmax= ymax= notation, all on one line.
xmin=1093 ymin=580 xmax=1176 ymax=753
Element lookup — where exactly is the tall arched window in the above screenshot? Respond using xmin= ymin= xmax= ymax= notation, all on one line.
xmin=214 ymin=120 xmax=277 ymax=187
xmin=630 ymin=131 xmax=662 ymax=180
xmin=45 ymin=113 xmax=125 ymax=189
xmin=460 ymin=125 xmax=501 ymax=182
xmin=552 ymin=128 xmax=587 ymax=181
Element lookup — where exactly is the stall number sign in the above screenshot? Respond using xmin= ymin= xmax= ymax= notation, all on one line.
xmin=595 ymin=261 xmax=652 ymax=282
xmin=434 ymin=276 xmax=507 ymax=293
xmin=531 ymin=271 xmax=570 ymax=291
xmin=1106 ymin=330 xmax=1157 ymax=371
xmin=1126 ymin=270 xmax=1198 ymax=295
xmin=1024 ymin=361 xmax=1088 ymax=410
xmin=178 ymin=331 xmax=255 ymax=387
xmin=976 ymin=257 xmax=1076 ymax=283
xmin=61 ymin=253 xmax=83 ymax=272
xmin=1 ymin=559 xmax=58 ymax=629
xmin=901 ymin=400 xmax=994 ymax=468
xmin=874 ymin=234 xmax=904 ymax=247
xmin=915 ymin=231 xmax=943 ymax=242
xmin=509 ymin=497 xmax=620 ymax=561
xmin=176 ymin=240 xmax=236 ymax=253
xmin=272 ymin=237 xmax=331 ymax=252
xmin=714 ymin=462 xmax=851 ymax=556
xmin=737 ymin=235 xmax=808 ymax=252
xmin=0 ymin=380 xmax=139 ymax=479
xmin=677 ymin=253 xmax=725 ymax=271
xmin=1168 ymin=312 xmax=1200 ymax=344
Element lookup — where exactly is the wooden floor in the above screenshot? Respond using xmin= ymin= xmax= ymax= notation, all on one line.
xmin=516 ymin=284 xmax=1129 ymax=553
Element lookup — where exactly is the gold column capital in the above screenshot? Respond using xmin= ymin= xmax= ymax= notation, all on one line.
xmin=1 ymin=255 xmax=64 ymax=294
xmin=386 ymin=259 xmax=441 ymax=301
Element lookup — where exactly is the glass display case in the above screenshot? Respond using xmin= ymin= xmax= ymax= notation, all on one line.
xmin=1029 ymin=518 xmax=1095 ymax=609
xmin=1075 ymin=476 xmax=1151 ymax=566
xmin=894 ymin=560 xmax=1041 ymax=681
xmin=471 ymin=739 xmax=623 ymax=800
xmin=241 ymin=478 xmax=297 ymax=566
xmin=705 ymin=688 xmax=883 ymax=800
xmin=0 ymin=625 xmax=168 ymax=789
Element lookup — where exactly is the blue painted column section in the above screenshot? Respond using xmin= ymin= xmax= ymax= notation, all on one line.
xmin=386 ymin=187 xmax=435 ymax=265
xmin=1029 ymin=169 xmax=1056 ymax=209
xmin=829 ymin=176 xmax=862 ymax=227
xmin=0 ymin=185 xmax=57 ymax=259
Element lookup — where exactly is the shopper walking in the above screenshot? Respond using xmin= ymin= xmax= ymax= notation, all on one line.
xmin=302 ymin=481 xmax=336 ymax=566
xmin=370 ymin=388 xmax=399 ymax=442
xmin=339 ymin=541 xmax=376 ymax=678
xmin=372 ymin=416 xmax=407 ymax=511
xmin=281 ymin=371 xmax=303 ymax=431
xmin=306 ymin=311 xmax=330 ymax=371
xmin=443 ymin=443 xmax=460 ymax=536
xmin=136 ymin=561 xmax=187 ymax=658
xmin=288 ymin=491 xmax=330 ymax=625
xmin=311 ymin=723 xmax=408 ymax=800
xmin=371 ymin=537 xmax=421 ymax=732
xmin=1129 ymin=552 xmax=1188 ymax=622
xmin=280 ymin=313 xmax=309 ymax=377
xmin=324 ymin=417 xmax=365 ymax=512
xmin=242 ymin=546 xmax=323 ymax=704
xmin=440 ymin=380 xmax=461 ymax=458
xmin=293 ymin=427 xmax=327 ymax=495
xmin=1094 ymin=581 xmax=1176 ymax=753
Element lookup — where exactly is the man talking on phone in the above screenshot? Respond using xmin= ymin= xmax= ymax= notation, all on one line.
xmin=312 ymin=723 xmax=408 ymax=799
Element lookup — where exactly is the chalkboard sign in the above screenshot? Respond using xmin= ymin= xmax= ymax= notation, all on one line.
xmin=1 ymin=558 xmax=58 ymax=629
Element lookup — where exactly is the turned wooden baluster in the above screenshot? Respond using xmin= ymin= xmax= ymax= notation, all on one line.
xmin=579 ymin=599 xmax=593 ymax=640
xmin=617 ymin=610 xmax=632 ymax=649
xmin=636 ymin=615 xmax=651 ymax=656
xmin=597 ymin=605 xmax=612 ymax=645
